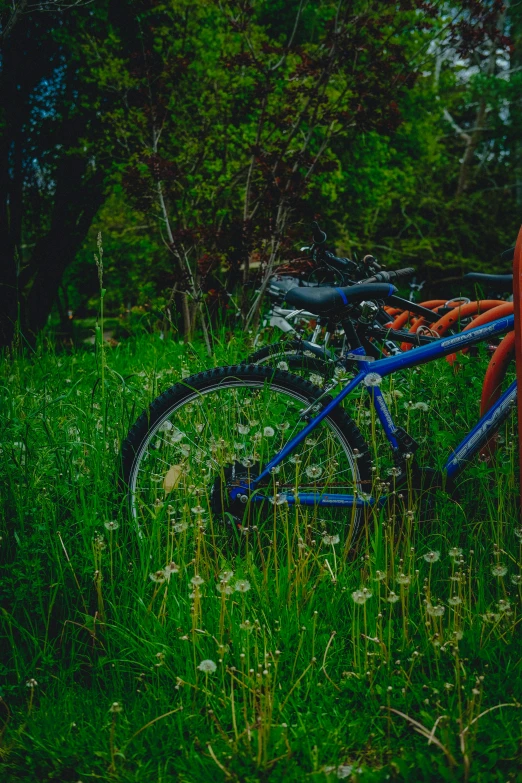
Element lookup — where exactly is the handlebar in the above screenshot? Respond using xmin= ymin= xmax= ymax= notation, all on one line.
xmin=360 ymin=267 xmax=415 ymax=285
xmin=311 ymin=221 xmax=327 ymax=244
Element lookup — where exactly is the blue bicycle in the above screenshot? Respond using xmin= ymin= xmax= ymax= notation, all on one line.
xmin=121 ymin=281 xmax=516 ymax=543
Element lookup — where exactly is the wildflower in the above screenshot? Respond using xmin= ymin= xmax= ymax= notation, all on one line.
xmin=217 ymin=582 xmax=233 ymax=594
xmin=511 ymin=574 xmax=522 ymax=585
xmin=164 ymin=562 xmax=179 ymax=577
xmin=104 ymin=520 xmax=119 ymax=531
xmin=387 ymin=592 xmax=399 ymax=603
xmin=444 ymin=682 xmax=454 ymax=690
xmin=241 ymin=457 xmax=255 ymax=468
xmin=219 ymin=570 xmax=234 ymax=583
xmin=237 ymin=423 xmax=250 ymax=435
xmin=498 ymin=599 xmax=511 ymax=613
xmin=491 ymin=564 xmax=508 ymax=577
xmin=235 ymin=579 xmax=251 ymax=593
xmin=158 ymin=420 xmax=173 ymax=432
xmin=387 ymin=467 xmax=402 ymax=477
xmin=423 ymin=551 xmax=440 ymax=563
xmin=277 ymin=422 xmax=290 ymax=431
xmin=337 ymin=766 xmax=353 ymax=779
xmin=277 ymin=361 xmax=288 ymax=371
xmin=179 ymin=444 xmax=190 ymax=456
xmin=363 ymin=373 xmax=382 ymax=387
xmin=172 ymin=521 xmax=189 ymax=533
xmin=448 ymin=596 xmax=462 ymax=606
xmin=414 ymin=402 xmax=429 ymax=411
xmin=374 ymin=570 xmax=386 ymax=581
xmin=94 ymin=534 xmax=106 ymax=551
xmin=322 ymin=534 xmax=340 ymax=546
xmin=263 ymin=426 xmax=275 ymax=437
xmin=150 ymin=570 xmax=166 ymax=584
xmin=426 ymin=604 xmax=445 ymax=617
xmin=191 ymin=575 xmax=204 ymax=586
xmin=109 ymin=702 xmax=122 ymax=713
xmin=167 ymin=428 xmax=184 ymax=442
xmin=396 ymin=574 xmax=411 ymax=586
xmin=191 ymin=505 xmax=205 ymax=515
xmin=26 ymin=679 xmax=38 ymax=688
xmin=352 ymin=588 xmax=372 ymax=605
xmin=197 ymin=659 xmax=217 ymax=673
xmin=306 ymin=465 xmax=323 ymax=479
xmin=309 ymin=374 xmax=323 ymax=386
xmin=449 ymin=547 xmax=463 ymax=559
xmin=514 ymin=528 xmax=522 ymax=540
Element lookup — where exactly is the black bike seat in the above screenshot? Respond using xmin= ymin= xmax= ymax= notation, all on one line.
xmin=285 ymin=282 xmax=397 ymax=315
xmin=463 ymin=272 xmax=513 ymax=292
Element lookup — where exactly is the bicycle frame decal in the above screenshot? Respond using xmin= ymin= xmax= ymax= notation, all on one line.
xmin=246 ymin=314 xmax=516 ymax=507
xmin=445 ymin=380 xmax=516 ymax=476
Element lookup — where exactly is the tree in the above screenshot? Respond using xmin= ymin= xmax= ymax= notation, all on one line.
xmin=0 ymin=1 xmax=108 ymax=346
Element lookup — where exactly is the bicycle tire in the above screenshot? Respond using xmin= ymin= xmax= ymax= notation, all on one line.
xmin=121 ymin=365 xmax=372 ymax=544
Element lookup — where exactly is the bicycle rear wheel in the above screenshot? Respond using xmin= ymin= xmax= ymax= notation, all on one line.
xmin=121 ymin=366 xmax=372 ymax=547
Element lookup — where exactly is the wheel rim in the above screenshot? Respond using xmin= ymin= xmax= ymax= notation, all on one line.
xmin=128 ymin=376 xmax=365 ymax=547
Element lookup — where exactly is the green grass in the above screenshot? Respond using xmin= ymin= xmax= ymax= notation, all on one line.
xmin=1 ymin=328 xmax=521 ymax=783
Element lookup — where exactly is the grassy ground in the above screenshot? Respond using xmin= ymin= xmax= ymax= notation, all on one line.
xmin=0 ymin=327 xmax=521 ymax=783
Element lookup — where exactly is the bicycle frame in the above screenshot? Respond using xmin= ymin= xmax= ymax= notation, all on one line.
xmin=230 ymin=313 xmax=516 ymax=508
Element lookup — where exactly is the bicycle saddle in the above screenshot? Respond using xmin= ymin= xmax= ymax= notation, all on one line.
xmin=463 ymin=272 xmax=513 ymax=292
xmin=285 ymin=282 xmax=397 ymax=315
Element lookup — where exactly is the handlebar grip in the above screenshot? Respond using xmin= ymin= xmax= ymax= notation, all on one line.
xmin=387 ymin=267 xmax=415 ymax=281
xmin=311 ymin=221 xmax=327 ymax=244
xmin=360 ymin=267 xmax=415 ymax=284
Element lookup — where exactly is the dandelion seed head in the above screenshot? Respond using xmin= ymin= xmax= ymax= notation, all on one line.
xmin=149 ymin=570 xmax=166 ymax=584
xmin=491 ymin=564 xmax=508 ymax=577
xmin=237 ymin=424 xmax=250 ymax=435
xmin=448 ymin=595 xmax=462 ymax=606
xmin=263 ymin=426 xmax=275 ymax=437
xmin=306 ymin=464 xmax=323 ymax=479
xmin=104 ymin=520 xmax=119 ymax=531
xmin=197 ymin=659 xmax=217 ymax=673
xmin=387 ymin=592 xmax=399 ymax=603
xmin=423 ymin=550 xmax=440 ymax=563
xmin=374 ymin=570 xmax=386 ymax=581
xmin=352 ymin=588 xmax=372 ymax=604
xmin=235 ymin=579 xmax=251 ymax=593
xmin=191 ymin=575 xmax=204 ymax=586
xmin=26 ymin=679 xmax=38 ymax=689
xmin=363 ymin=373 xmax=382 ymax=387
xmin=449 ymin=547 xmax=463 ymax=558
xmin=396 ymin=573 xmax=411 ymax=585
xmin=322 ymin=534 xmax=340 ymax=546
xmin=427 ymin=604 xmax=445 ymax=617
xmin=109 ymin=702 xmax=122 ymax=713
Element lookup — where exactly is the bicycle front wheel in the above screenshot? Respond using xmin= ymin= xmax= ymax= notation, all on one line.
xmin=121 ymin=366 xmax=372 ymax=547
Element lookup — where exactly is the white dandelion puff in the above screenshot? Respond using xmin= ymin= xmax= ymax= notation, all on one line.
xmin=234 ymin=579 xmax=251 ymax=593
xmin=104 ymin=520 xmax=119 ymax=531
xmin=322 ymin=534 xmax=340 ymax=546
xmin=352 ymin=588 xmax=372 ymax=604
xmin=426 ymin=604 xmax=445 ymax=617
xmin=197 ymin=659 xmax=217 ymax=673
xmin=363 ymin=373 xmax=382 ymax=387
xmin=448 ymin=595 xmax=462 ymax=606
xmin=306 ymin=465 xmax=323 ymax=479
xmin=491 ymin=564 xmax=508 ymax=577
xmin=263 ymin=426 xmax=275 ymax=437
xmin=387 ymin=592 xmax=399 ymax=603
xmin=423 ymin=551 xmax=440 ymax=563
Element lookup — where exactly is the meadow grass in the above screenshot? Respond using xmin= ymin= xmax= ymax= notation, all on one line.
xmin=0 ymin=327 xmax=521 ymax=783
